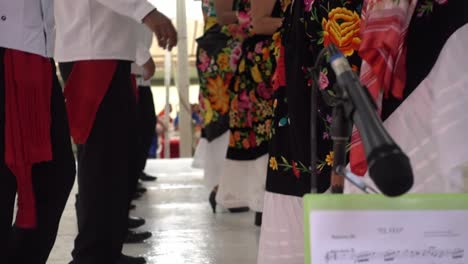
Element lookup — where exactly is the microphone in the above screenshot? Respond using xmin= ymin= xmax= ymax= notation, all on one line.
xmin=327 ymin=44 xmax=414 ymax=196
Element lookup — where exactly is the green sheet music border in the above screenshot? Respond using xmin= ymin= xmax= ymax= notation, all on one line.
xmin=303 ymin=193 xmax=468 ymax=264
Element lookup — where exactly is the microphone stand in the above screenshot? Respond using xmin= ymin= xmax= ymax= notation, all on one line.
xmin=330 ymin=86 xmax=353 ymax=193
xmin=314 ymin=44 xmax=380 ymax=194
xmin=329 ymin=81 xmax=380 ymax=194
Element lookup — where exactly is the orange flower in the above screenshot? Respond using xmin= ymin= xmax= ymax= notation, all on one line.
xmin=269 ymin=157 xmax=279 ymax=171
xmin=242 ymin=138 xmax=250 ymax=149
xmin=216 ymin=53 xmax=230 ymax=71
xmin=229 ymin=133 xmax=235 ymax=147
xmin=207 ymin=76 xmax=230 ymax=114
xmin=231 ymin=97 xmax=239 ymax=112
xmin=234 ymin=131 xmax=241 ymax=141
xmin=326 ymin=151 xmax=334 ymax=167
xmin=262 ymin=47 xmax=270 ymax=61
xmin=249 ymin=90 xmax=258 ymax=103
xmin=322 ymin=7 xmax=361 ymax=57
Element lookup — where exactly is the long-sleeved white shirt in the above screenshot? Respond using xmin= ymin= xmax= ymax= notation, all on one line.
xmin=54 ymin=0 xmax=155 ymax=62
xmin=0 ymin=0 xmax=55 ymax=57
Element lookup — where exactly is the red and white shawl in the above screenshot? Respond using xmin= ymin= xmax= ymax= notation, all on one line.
xmin=350 ymin=0 xmax=417 ymax=176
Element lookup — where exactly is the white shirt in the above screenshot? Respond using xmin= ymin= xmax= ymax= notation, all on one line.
xmin=131 ymin=24 xmax=153 ymax=86
xmin=54 ymin=0 xmax=155 ymax=62
xmin=0 ymin=0 xmax=55 ymax=58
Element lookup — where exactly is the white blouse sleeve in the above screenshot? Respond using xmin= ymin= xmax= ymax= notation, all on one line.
xmin=95 ymin=0 xmax=156 ymax=22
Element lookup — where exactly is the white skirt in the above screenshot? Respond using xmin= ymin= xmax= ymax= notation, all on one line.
xmin=346 ymin=23 xmax=468 ymax=194
xmin=216 ymin=154 xmax=268 ymax=212
xmin=203 ymin=131 xmax=230 ymax=190
xmin=191 ymin=138 xmax=207 ymax=169
xmin=257 ymin=192 xmax=304 ymax=264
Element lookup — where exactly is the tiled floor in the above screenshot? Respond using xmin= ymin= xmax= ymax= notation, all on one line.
xmin=48 ymin=158 xmax=260 ymax=264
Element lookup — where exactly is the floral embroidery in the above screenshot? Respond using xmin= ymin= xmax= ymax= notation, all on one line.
xmin=206 ymin=75 xmax=230 ymax=114
xmin=417 ymin=0 xmax=448 ymax=17
xmin=267 ymin=0 xmax=362 ymax=182
xmin=325 ymin=151 xmax=334 ymax=166
xmin=304 ymin=0 xmax=315 ymax=12
xmin=229 ymin=37 xmax=276 ymax=151
xmin=322 ymin=7 xmax=361 ymax=56
xmin=278 ymin=156 xmax=310 ymax=174
xmin=197 ymin=0 xmax=249 ymax=138
xmin=269 ymin=157 xmax=279 ymax=171
xmin=319 ymin=71 xmax=330 ymax=90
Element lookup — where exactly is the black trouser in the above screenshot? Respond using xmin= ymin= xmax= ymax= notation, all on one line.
xmin=0 ymin=49 xmax=76 ymax=264
xmin=135 ymin=85 xmax=156 ymax=175
xmin=127 ymin=85 xmax=156 ymax=207
xmin=60 ymin=61 xmax=137 ymax=264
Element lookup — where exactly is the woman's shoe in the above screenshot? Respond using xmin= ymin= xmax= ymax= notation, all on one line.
xmin=209 ymin=189 xmax=249 ymax=214
xmin=228 ymin=207 xmax=250 ymax=213
xmin=209 ymin=190 xmax=217 ymax=213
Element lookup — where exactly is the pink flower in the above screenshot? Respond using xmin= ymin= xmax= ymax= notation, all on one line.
xmin=198 ymin=51 xmax=211 ymax=71
xmin=323 ymin=132 xmax=329 ymax=140
xmin=326 ymin=115 xmax=333 ymax=124
xmin=238 ymin=11 xmax=251 ymax=28
xmin=230 ymin=44 xmax=243 ymax=70
xmin=255 ymin=42 xmax=263 ymax=54
xmin=238 ymin=91 xmax=251 ymax=112
xmin=198 ymin=61 xmax=209 ymax=72
xmin=304 ymin=0 xmax=315 ymax=12
xmin=257 ymin=82 xmax=273 ymax=100
xmin=319 ymin=72 xmax=329 ymax=90
xmin=435 ymin=0 xmax=448 ymax=4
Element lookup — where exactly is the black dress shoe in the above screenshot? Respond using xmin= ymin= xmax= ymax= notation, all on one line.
xmin=133 ymin=192 xmax=143 ymax=200
xmin=128 ymin=216 xmax=145 ymax=229
xmin=255 ymin=212 xmax=263 ymax=227
xmin=140 ymin=172 xmax=157 ymax=182
xmin=136 ymin=185 xmax=147 ymax=194
xmin=117 ymin=254 xmax=146 ymax=264
xmin=125 ymin=230 xmax=152 ymax=244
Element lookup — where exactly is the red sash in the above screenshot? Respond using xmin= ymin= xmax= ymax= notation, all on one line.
xmin=4 ymin=49 xmax=53 ymax=228
xmin=63 ymin=61 xmax=118 ymax=144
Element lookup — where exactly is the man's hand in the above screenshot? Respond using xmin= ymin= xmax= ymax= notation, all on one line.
xmin=142 ymin=57 xmax=156 ymax=81
xmin=143 ymin=9 xmax=178 ymax=51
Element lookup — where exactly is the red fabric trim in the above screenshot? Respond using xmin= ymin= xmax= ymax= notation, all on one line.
xmin=4 ymin=49 xmax=53 ymax=228
xmin=272 ymin=46 xmax=286 ymax=91
xmin=64 ymin=61 xmax=118 ymax=144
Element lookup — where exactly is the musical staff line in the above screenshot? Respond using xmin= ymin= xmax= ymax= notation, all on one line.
xmin=324 ymin=247 xmax=464 ymax=263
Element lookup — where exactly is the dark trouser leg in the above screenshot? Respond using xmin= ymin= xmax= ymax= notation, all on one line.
xmin=128 ymin=86 xmax=156 ymax=204
xmin=136 ymin=86 xmax=156 ymax=174
xmin=62 ymin=62 xmax=136 ymax=264
xmin=0 ymin=52 xmax=76 ymax=264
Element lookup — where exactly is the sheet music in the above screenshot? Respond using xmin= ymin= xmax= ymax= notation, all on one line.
xmin=310 ymin=211 xmax=468 ymax=264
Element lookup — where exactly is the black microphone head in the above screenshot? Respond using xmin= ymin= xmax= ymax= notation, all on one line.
xmin=368 ymin=145 xmax=414 ymax=197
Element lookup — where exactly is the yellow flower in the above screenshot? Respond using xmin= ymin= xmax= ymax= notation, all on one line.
xmin=251 ymin=64 xmax=263 ymax=83
xmin=217 ymin=53 xmax=230 ymax=71
xmin=203 ymin=98 xmax=213 ymax=125
xmin=325 ymin=151 xmax=334 ymax=167
xmin=207 ymin=75 xmax=230 ymax=114
xmin=239 ymin=59 xmax=246 ymax=73
xmin=322 ymin=7 xmax=361 ymax=57
xmin=269 ymin=157 xmax=278 ymax=171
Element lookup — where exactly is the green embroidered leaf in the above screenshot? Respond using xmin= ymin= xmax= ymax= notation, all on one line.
xmin=279 ymin=117 xmax=288 ymax=127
